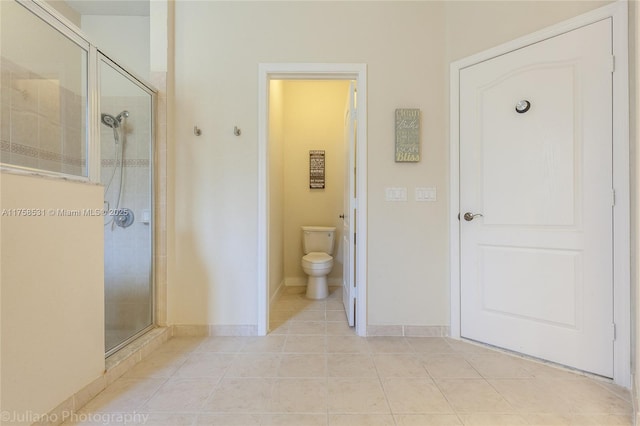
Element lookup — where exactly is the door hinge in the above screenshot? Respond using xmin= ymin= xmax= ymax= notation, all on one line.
xmin=353 ymin=297 xmax=357 ymax=325
xmin=610 ymin=55 xmax=615 ymax=73
xmin=354 ymin=232 xmax=356 ymax=245
xmin=612 ymin=323 xmax=617 ymax=341
xmin=612 ymin=188 xmax=616 ymax=207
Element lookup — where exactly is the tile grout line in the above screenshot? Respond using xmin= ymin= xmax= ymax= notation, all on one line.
xmin=72 ymin=286 xmax=633 ymax=425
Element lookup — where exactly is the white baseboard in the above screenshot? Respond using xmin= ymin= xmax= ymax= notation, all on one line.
xmin=171 ymin=324 xmax=209 ymax=337
xmin=172 ymin=324 xmax=258 ymax=337
xmin=285 ymin=277 xmax=306 ymax=287
xmin=367 ymin=325 xmax=450 ymax=337
xmin=270 ymin=280 xmax=285 ymax=308
xmin=285 ymin=277 xmax=343 ymax=287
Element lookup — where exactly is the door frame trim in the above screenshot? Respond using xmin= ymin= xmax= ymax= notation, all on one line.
xmin=257 ymin=63 xmax=368 ymax=337
xmin=449 ymin=1 xmax=630 ymax=387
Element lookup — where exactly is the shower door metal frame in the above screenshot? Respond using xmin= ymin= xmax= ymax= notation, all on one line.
xmin=99 ymin=53 xmax=157 ymax=358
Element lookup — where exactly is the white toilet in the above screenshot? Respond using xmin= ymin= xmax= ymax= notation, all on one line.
xmin=301 ymin=226 xmax=336 ymax=299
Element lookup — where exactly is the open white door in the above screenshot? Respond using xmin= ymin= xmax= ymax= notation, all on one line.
xmin=342 ymin=82 xmax=356 ymax=326
xmin=460 ymin=19 xmax=614 ymax=377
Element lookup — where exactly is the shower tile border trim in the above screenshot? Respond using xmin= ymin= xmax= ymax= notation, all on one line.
xmin=1 ymin=141 xmax=150 ymax=168
xmin=1 ymin=139 xmax=86 ymax=166
xmin=101 ymin=158 xmax=150 ymax=167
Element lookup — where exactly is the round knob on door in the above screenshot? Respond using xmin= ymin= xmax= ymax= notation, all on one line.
xmin=339 ymin=214 xmax=345 ymax=219
xmin=463 ymin=212 xmax=483 ymax=221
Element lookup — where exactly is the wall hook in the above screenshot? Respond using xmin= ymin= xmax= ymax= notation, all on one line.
xmin=234 ymin=126 xmax=241 ymax=136
xmin=194 ymin=125 xmax=202 ymax=136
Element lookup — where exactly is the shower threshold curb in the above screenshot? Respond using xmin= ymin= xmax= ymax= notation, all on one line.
xmin=36 ymin=327 xmax=170 ymax=426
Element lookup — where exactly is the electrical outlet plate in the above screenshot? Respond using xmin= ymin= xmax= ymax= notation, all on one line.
xmin=385 ymin=187 xmax=407 ymax=202
xmin=415 ymin=187 xmax=436 ymax=202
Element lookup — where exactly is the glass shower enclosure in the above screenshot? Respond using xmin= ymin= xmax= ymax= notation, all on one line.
xmin=1 ymin=0 xmax=156 ymax=358
xmin=100 ymin=56 xmax=154 ymax=356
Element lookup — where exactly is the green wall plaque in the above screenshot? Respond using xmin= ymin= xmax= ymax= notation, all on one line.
xmin=395 ymin=108 xmax=421 ymax=162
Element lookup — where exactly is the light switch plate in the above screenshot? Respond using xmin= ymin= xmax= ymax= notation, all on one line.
xmin=385 ymin=187 xmax=407 ymax=202
xmin=415 ymin=187 xmax=436 ymax=202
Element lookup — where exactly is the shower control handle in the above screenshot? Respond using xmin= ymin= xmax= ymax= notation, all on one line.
xmin=464 ymin=212 xmax=483 ymax=222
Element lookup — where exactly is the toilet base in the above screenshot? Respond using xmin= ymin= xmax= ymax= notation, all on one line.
xmin=306 ymin=276 xmax=328 ymax=299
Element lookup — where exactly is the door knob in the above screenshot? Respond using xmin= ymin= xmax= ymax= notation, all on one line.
xmin=339 ymin=214 xmax=345 ymax=219
xmin=463 ymin=212 xmax=483 ymax=221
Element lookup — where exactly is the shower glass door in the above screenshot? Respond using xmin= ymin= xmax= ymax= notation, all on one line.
xmin=100 ymin=55 xmax=154 ymax=356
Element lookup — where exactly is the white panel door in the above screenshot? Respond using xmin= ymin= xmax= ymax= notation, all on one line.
xmin=343 ymin=82 xmax=356 ymax=326
xmin=460 ymin=19 xmax=614 ymax=377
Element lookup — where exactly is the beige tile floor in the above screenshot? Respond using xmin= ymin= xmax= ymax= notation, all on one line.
xmin=67 ymin=287 xmax=633 ymax=425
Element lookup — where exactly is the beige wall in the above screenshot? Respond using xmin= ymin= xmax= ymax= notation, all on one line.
xmin=169 ymin=1 xmax=449 ymax=327
xmin=269 ymin=80 xmax=285 ymax=301
xmin=150 ymin=0 xmax=168 ymax=73
xmin=47 ymin=1 xmax=152 ymax=82
xmin=444 ymin=0 xmax=613 ymax=63
xmin=0 ymin=173 xmax=104 ymax=421
xmin=81 ymin=15 xmax=150 ymax=81
xmin=0 ymin=0 xmax=633 ymax=419
xmin=45 ymin=1 xmax=81 ymax=27
xmin=168 ymin=1 xmax=625 ymax=330
xmin=282 ymin=80 xmax=349 ymax=287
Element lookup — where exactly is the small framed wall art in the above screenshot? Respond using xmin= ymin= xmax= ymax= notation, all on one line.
xmin=395 ymin=108 xmax=421 ymax=162
xmin=309 ymin=150 xmax=325 ymax=189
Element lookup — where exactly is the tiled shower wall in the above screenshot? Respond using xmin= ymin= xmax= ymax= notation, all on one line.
xmin=0 ymin=59 xmax=86 ymax=176
xmin=101 ymin=95 xmax=152 ymax=350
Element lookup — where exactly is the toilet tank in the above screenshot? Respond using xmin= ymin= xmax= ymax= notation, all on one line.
xmin=302 ymin=226 xmax=336 ymax=255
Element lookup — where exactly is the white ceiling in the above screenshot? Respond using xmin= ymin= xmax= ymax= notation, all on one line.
xmin=65 ymin=0 xmax=149 ymax=17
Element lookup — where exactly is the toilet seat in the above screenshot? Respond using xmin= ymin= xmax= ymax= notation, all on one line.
xmin=303 ymin=252 xmax=332 ymax=262
xmin=302 ymin=252 xmax=333 ymax=269
xmin=300 ymin=244 xmax=334 ymax=299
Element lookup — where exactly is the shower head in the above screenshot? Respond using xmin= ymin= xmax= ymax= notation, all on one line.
xmin=101 ymin=111 xmax=130 ymax=129
xmin=101 ymin=111 xmax=130 ymax=145
xmin=101 ymin=113 xmax=120 ymax=128
xmin=115 ymin=110 xmax=130 ymax=122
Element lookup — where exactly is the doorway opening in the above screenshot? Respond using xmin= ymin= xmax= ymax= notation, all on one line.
xmin=257 ymin=64 xmax=368 ymax=337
